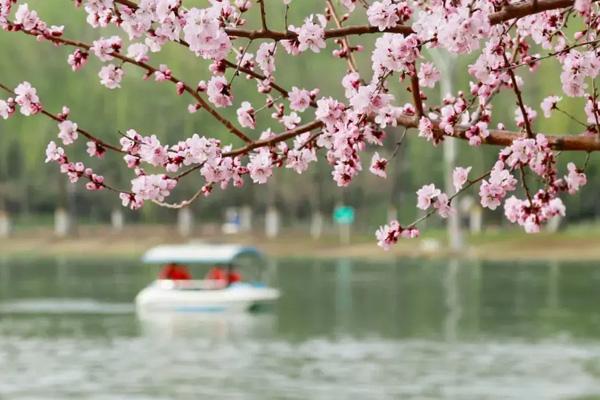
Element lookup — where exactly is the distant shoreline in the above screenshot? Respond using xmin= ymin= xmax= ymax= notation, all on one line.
xmin=1 ymin=225 xmax=600 ymax=262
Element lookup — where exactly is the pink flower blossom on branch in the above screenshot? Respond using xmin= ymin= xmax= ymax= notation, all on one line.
xmin=3 ymin=0 xmax=600 ymax=250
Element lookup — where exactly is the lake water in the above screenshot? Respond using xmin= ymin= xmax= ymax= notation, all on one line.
xmin=1 ymin=257 xmax=600 ymax=399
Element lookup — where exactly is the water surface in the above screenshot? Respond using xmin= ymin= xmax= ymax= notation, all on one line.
xmin=1 ymin=257 xmax=600 ymax=399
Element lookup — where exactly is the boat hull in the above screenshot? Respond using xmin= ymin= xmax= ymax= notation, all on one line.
xmin=135 ymin=282 xmax=280 ymax=314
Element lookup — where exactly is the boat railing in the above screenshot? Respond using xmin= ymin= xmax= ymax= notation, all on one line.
xmin=155 ymin=279 xmax=228 ymax=291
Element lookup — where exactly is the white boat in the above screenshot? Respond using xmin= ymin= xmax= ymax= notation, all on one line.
xmin=135 ymin=243 xmax=280 ymax=313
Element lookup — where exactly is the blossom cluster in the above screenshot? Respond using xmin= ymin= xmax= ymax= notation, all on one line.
xmin=0 ymin=0 xmax=599 ymax=251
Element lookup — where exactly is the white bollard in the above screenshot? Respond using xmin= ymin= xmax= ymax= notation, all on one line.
xmin=177 ymin=208 xmax=194 ymax=237
xmin=111 ymin=209 xmax=124 ymax=232
xmin=0 ymin=211 xmax=11 ymax=237
xmin=310 ymin=211 xmax=323 ymax=239
xmin=546 ymin=215 xmax=561 ymax=233
xmin=240 ymin=205 xmax=252 ymax=232
xmin=339 ymin=224 xmax=351 ymax=245
xmin=387 ymin=206 xmax=398 ymax=222
xmin=265 ymin=207 xmax=280 ymax=238
xmin=470 ymin=207 xmax=483 ymax=234
xmin=54 ymin=207 xmax=71 ymax=237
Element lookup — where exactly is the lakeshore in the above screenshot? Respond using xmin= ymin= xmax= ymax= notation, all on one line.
xmin=1 ymin=224 xmax=599 ymax=261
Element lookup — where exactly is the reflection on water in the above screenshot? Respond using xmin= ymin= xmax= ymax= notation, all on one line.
xmin=1 ymin=257 xmax=600 ymax=399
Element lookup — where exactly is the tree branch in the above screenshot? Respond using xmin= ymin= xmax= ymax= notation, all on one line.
xmin=0 ymin=82 xmax=124 ymax=153
xmin=13 ymin=27 xmax=253 ymax=144
xmin=504 ymin=52 xmax=535 ymax=138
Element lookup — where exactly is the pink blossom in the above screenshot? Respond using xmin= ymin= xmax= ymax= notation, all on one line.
xmin=342 ymin=72 xmax=361 ymax=99
xmin=131 ymin=174 xmax=177 ymax=202
xmin=375 ymin=220 xmax=419 ymax=250
xmin=584 ymin=97 xmax=600 ymax=124
xmin=182 ymin=7 xmax=231 ymax=61
xmin=154 ymin=64 xmax=172 ymax=82
xmin=14 ymin=81 xmax=42 ymax=116
xmin=291 ymin=14 xmax=326 ymax=53
xmin=288 ymin=87 xmax=312 ymax=112
xmin=541 ymin=96 xmax=561 ymax=118
xmin=236 ymin=101 xmax=255 ymax=129
xmin=85 ymin=173 xmax=105 ymax=191
xmin=418 ymin=63 xmax=440 ymax=88
xmin=574 ymin=0 xmax=592 ymax=15
xmin=127 ymin=43 xmax=149 ymax=62
xmin=207 ymin=76 xmax=233 ymax=108
xmin=256 ymin=42 xmax=276 ymax=76
xmin=433 ymin=193 xmax=452 ymax=219
xmin=281 ymin=112 xmax=301 ymax=129
xmin=416 ymin=184 xmax=441 ymax=210
xmin=67 ymin=49 xmax=89 ymax=71
xmin=514 ymin=105 xmax=537 ymax=129
xmin=120 ymin=193 xmax=144 ymax=210
xmin=98 ymin=64 xmax=123 ymax=89
xmin=340 ymin=0 xmax=356 ymax=12
xmin=465 ymin=121 xmax=490 ymax=147
xmin=369 ymin=152 xmax=387 ymax=178
xmin=14 ymin=4 xmax=39 ymax=31
xmin=247 ymin=148 xmax=273 ymax=184
xmin=87 ymin=141 xmax=105 ymax=158
xmin=452 ymin=166 xmax=471 ymax=192
xmin=367 ymin=0 xmax=410 ymax=31
xmin=372 ymin=33 xmax=420 ymax=77
xmin=57 ymin=120 xmax=78 ymax=145
xmin=564 ymin=162 xmax=587 ymax=194
xmin=45 ymin=141 xmax=65 ymax=163
xmin=286 ymin=133 xmax=317 ymax=173
xmin=479 ymin=162 xmax=517 ymax=210
xmin=91 ymin=36 xmax=122 ymax=61
xmin=0 ymin=99 xmax=13 ymax=120
xmin=418 ymin=116 xmax=437 ymax=144
xmin=139 ymin=135 xmax=168 ymax=167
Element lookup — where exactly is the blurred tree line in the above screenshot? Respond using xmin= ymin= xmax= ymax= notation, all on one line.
xmin=0 ymin=1 xmax=598 ymax=232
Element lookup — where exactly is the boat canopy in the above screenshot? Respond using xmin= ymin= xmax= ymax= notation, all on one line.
xmin=142 ymin=243 xmax=263 ymax=265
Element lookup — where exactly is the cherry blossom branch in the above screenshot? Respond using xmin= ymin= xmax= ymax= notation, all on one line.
xmin=111 ymin=0 xmax=580 ymax=41
xmin=257 ymin=0 xmax=269 ymax=32
xmin=11 ymin=25 xmax=253 ymax=144
xmin=519 ymin=166 xmax=534 ymax=206
xmin=408 ymin=171 xmax=492 ymax=228
xmin=503 ymin=52 xmax=535 ymax=138
xmin=173 ymin=120 xmax=323 ymax=180
xmin=489 ymin=0 xmax=579 ymax=24
xmin=326 ymin=0 xmax=359 ymax=73
xmin=152 ymin=186 xmax=204 ymax=209
xmin=395 ymin=114 xmax=600 ymax=151
xmin=0 ymin=82 xmax=123 ymax=153
xmin=410 ymin=72 xmax=424 ymax=118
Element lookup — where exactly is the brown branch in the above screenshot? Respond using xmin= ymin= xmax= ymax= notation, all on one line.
xmin=174 ymin=120 xmax=323 ymax=180
xmin=326 ymin=0 xmax=359 ymax=73
xmin=408 ymin=170 xmax=492 ymax=228
xmin=257 ymin=0 xmax=269 ymax=32
xmin=395 ymin=114 xmax=600 ymax=151
xmin=410 ymin=72 xmax=424 ymax=118
xmin=113 ymin=0 xmax=578 ymax=41
xmin=489 ymin=0 xmax=576 ymax=24
xmin=222 ymin=59 xmax=290 ymax=98
xmin=224 ymin=25 xmax=413 ymax=41
xmin=503 ymin=53 xmax=534 ymax=138
xmin=14 ymin=27 xmax=253 ymax=144
xmin=0 ymin=82 xmax=124 ymax=153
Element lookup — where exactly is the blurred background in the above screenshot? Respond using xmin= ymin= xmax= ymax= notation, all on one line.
xmin=2 ymin=2 xmax=600 ymax=399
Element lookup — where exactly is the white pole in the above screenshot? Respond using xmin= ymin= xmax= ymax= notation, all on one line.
xmin=429 ymin=50 xmax=464 ymax=252
xmin=177 ymin=208 xmax=193 ymax=237
xmin=265 ymin=206 xmax=280 ymax=238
